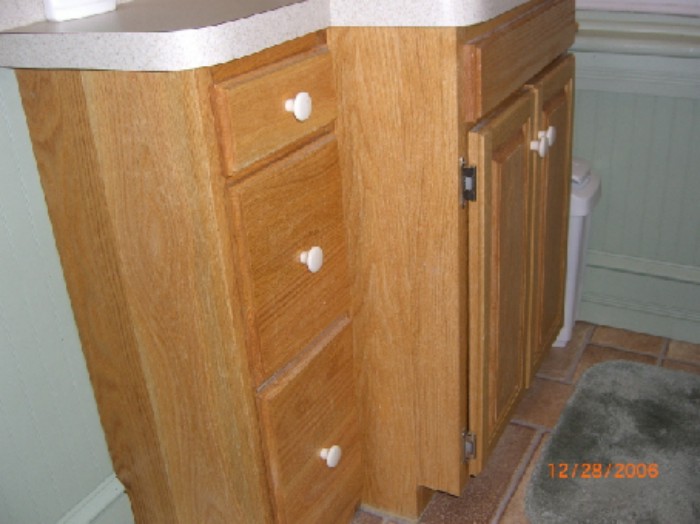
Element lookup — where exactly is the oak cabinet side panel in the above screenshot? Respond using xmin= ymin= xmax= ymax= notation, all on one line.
xmin=17 ymin=68 xmax=274 ymax=523
xmin=17 ymin=69 xmax=179 ymax=524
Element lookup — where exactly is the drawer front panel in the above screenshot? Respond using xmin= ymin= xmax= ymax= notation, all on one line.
xmin=257 ymin=320 xmax=361 ymax=524
xmin=229 ymin=135 xmax=349 ymax=381
xmin=213 ymin=49 xmax=337 ymax=175
xmin=462 ymin=0 xmax=575 ymax=123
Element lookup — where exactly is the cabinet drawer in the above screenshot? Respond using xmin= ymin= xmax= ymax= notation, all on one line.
xmin=228 ymin=135 xmax=349 ymax=382
xmin=462 ymin=0 xmax=575 ymax=123
xmin=257 ymin=320 xmax=361 ymax=524
xmin=213 ymin=49 xmax=337 ymax=175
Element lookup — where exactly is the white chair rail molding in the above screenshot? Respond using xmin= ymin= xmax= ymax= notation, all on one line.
xmin=577 ymin=0 xmax=700 ymax=16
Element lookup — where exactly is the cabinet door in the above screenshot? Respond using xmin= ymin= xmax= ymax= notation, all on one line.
xmin=467 ymin=90 xmax=535 ymax=475
xmin=527 ymin=55 xmax=574 ymax=380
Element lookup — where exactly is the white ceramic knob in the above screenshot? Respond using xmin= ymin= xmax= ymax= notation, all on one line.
xmin=320 ymin=445 xmax=342 ymax=468
xmin=541 ymin=126 xmax=556 ymax=147
xmin=300 ymin=246 xmax=323 ymax=273
xmin=530 ymin=136 xmax=548 ymax=158
xmin=285 ymin=92 xmax=312 ymax=121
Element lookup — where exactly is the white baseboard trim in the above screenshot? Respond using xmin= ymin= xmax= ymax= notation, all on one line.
xmin=582 ymin=291 xmax=700 ymax=323
xmin=579 ymin=252 xmax=700 ymax=342
xmin=57 ymin=474 xmax=126 ymax=524
xmin=586 ymin=250 xmax=700 ymax=285
xmin=579 ymin=295 xmax=700 ymax=343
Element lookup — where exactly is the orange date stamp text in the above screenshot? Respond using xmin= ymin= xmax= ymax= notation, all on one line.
xmin=547 ymin=463 xmax=659 ymax=479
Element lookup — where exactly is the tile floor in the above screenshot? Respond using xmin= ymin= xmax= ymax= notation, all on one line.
xmin=351 ymin=322 xmax=700 ymax=524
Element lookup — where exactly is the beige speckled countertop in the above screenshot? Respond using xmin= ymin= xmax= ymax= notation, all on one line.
xmin=0 ymin=0 xmax=528 ymax=71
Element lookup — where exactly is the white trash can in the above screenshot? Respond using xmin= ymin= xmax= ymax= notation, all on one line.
xmin=553 ymin=158 xmax=602 ymax=347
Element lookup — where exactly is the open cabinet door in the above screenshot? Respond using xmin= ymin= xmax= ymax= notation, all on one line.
xmin=467 ymin=89 xmax=535 ymax=475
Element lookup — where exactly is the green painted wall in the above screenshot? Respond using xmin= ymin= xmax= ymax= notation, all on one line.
xmin=0 ymin=68 xmax=133 ymax=523
xmin=573 ymin=10 xmax=700 ymax=343
xmin=0 ymin=2 xmax=133 ymax=522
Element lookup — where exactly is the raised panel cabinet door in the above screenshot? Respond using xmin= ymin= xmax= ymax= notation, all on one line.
xmin=467 ymin=90 xmax=534 ymax=475
xmin=527 ymin=55 xmax=574 ymax=381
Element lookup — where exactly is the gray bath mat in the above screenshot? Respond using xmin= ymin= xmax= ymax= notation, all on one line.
xmin=526 ymin=360 xmax=700 ymax=523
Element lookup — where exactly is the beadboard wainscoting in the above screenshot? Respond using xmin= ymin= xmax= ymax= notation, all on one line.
xmin=572 ymin=10 xmax=700 ymax=343
xmin=0 ymin=68 xmax=133 ymax=524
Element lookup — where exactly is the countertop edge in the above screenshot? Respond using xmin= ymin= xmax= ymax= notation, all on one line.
xmin=0 ymin=0 xmax=527 ymax=71
xmin=0 ymin=0 xmax=330 ymax=71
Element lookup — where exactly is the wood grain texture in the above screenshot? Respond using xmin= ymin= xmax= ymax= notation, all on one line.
xmin=527 ymin=55 xmax=574 ymax=381
xmin=228 ymin=135 xmax=350 ymax=384
xmin=17 ymin=68 xmax=274 ymax=523
xmin=16 ymin=69 xmax=176 ymax=524
xmin=462 ymin=0 xmax=576 ymax=124
xmin=210 ymin=31 xmax=326 ymax=83
xmin=467 ymin=90 xmax=534 ymax=475
xmin=329 ymin=27 xmax=467 ymax=516
xmin=257 ymin=317 xmax=361 ymax=524
xmin=212 ymin=49 xmax=337 ymax=176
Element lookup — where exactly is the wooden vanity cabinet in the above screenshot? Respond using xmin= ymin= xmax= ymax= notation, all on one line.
xmin=17 ymin=31 xmax=360 ymax=524
xmin=16 ymin=0 xmax=573 ymax=520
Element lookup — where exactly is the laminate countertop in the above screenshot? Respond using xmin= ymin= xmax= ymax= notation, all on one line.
xmin=0 ymin=0 xmax=528 ymax=71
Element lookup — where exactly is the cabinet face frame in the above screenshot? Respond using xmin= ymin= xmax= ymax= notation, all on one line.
xmin=466 ymin=89 xmax=535 ymax=475
xmin=329 ymin=26 xmax=466 ymax=516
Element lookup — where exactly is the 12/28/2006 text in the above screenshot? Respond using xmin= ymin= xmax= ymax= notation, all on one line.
xmin=547 ymin=463 xmax=659 ymax=479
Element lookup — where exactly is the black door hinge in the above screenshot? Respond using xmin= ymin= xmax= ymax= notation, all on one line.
xmin=461 ymin=159 xmax=477 ymax=206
